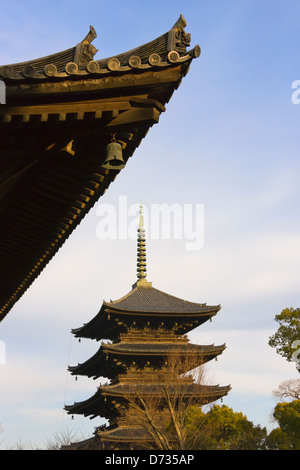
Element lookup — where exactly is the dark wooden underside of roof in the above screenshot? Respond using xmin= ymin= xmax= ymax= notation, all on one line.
xmin=0 ymin=17 xmax=199 ymax=322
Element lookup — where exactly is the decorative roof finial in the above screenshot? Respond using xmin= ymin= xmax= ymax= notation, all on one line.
xmin=137 ymin=204 xmax=147 ymax=281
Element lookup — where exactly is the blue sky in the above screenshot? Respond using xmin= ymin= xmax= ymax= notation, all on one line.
xmin=0 ymin=0 xmax=299 ymax=448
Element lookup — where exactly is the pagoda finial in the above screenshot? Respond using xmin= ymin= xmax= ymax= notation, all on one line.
xmin=137 ymin=204 xmax=147 ymax=281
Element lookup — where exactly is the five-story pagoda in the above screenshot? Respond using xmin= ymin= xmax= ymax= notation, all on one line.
xmin=65 ymin=205 xmax=230 ymax=449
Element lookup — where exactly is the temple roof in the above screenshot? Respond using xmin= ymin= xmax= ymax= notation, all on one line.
xmin=65 ymin=382 xmax=231 ymax=420
xmin=0 ymin=16 xmax=199 ymax=322
xmin=97 ymin=425 xmax=153 ymax=442
xmin=61 ymin=435 xmax=103 ymax=450
xmin=68 ymin=341 xmax=226 ymax=379
xmin=68 ymin=345 xmax=126 ymax=380
xmin=72 ymin=285 xmax=220 ymax=340
xmin=61 ymin=425 xmax=155 ymax=449
xmin=100 ymin=381 xmax=231 ymax=399
xmin=62 ymin=426 xmax=154 ymax=449
xmin=102 ymin=341 xmax=225 ymax=355
xmin=0 ymin=17 xmax=200 ymax=84
xmin=105 ymin=283 xmax=220 ymax=314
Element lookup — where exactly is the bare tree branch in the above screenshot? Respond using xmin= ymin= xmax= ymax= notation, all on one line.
xmin=273 ymin=379 xmax=300 ymax=401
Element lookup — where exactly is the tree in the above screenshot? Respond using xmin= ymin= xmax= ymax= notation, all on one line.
xmin=267 ymin=379 xmax=300 ymax=450
xmin=271 ymin=400 xmax=300 ymax=450
xmin=118 ymin=350 xmax=270 ymax=450
xmin=184 ymin=405 xmax=213 ymax=449
xmin=5 ymin=437 xmax=39 ymax=450
xmin=273 ymin=379 xmax=300 ymax=401
xmin=265 ymin=427 xmax=293 ymax=450
xmin=187 ymin=404 xmax=267 ymax=450
xmin=119 ymin=351 xmax=216 ymax=450
xmin=45 ymin=428 xmax=88 ymax=450
xmin=268 ymin=307 xmax=300 ymax=371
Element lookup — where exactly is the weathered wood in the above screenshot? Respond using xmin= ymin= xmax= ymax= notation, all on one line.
xmin=107 ymin=107 xmax=160 ymax=127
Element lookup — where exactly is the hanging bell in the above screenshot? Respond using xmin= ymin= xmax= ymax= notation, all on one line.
xmin=102 ymin=135 xmax=125 ymax=169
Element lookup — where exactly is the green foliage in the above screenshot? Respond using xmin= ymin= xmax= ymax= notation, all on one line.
xmin=271 ymin=400 xmax=300 ymax=450
xmin=265 ymin=427 xmax=293 ymax=450
xmin=269 ymin=307 xmax=300 ymax=371
xmin=185 ymin=404 xmax=267 ymax=450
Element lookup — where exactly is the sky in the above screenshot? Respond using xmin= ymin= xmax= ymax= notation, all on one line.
xmin=0 ymin=0 xmax=300 ymax=449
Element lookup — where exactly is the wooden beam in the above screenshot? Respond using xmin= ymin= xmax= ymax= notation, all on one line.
xmin=107 ymin=107 xmax=160 ymax=127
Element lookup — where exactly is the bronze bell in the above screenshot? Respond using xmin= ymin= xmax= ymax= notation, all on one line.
xmin=103 ymin=137 xmax=125 ymax=169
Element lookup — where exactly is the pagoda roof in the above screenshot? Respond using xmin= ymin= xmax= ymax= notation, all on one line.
xmin=61 ymin=435 xmax=103 ymax=450
xmin=61 ymin=426 xmax=153 ymax=449
xmin=68 ymin=341 xmax=226 ymax=379
xmin=104 ymin=282 xmax=220 ymax=314
xmin=65 ymin=382 xmax=231 ymax=419
xmin=72 ymin=283 xmax=220 ymax=340
xmin=65 ymin=387 xmax=113 ymax=420
xmin=97 ymin=425 xmax=153 ymax=442
xmin=68 ymin=344 xmax=126 ymax=380
xmin=101 ymin=381 xmax=231 ymax=400
xmin=102 ymin=341 xmax=225 ymax=356
xmin=0 ymin=16 xmax=199 ymax=322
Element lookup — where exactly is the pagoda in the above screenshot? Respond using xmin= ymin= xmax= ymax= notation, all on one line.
xmin=64 ymin=205 xmax=230 ymax=450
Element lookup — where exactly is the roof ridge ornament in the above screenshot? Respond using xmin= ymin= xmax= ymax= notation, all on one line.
xmin=167 ymin=14 xmax=191 ymax=53
xmin=172 ymin=14 xmax=187 ymax=29
xmin=75 ymin=25 xmax=99 ymax=67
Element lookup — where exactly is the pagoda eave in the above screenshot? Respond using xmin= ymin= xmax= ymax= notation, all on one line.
xmin=105 ymin=305 xmax=220 ymax=316
xmin=97 ymin=425 xmax=153 ymax=442
xmin=100 ymin=382 xmax=231 ymax=400
xmin=64 ymin=388 xmax=115 ymax=420
xmin=102 ymin=341 xmax=226 ymax=358
xmin=71 ymin=306 xmax=221 ymax=341
xmin=68 ymin=344 xmax=126 ymax=380
xmin=68 ymin=342 xmax=226 ymax=380
xmin=65 ymin=382 xmax=231 ymax=421
xmin=61 ymin=435 xmax=103 ymax=450
xmin=3 ymin=61 xmax=192 ymax=104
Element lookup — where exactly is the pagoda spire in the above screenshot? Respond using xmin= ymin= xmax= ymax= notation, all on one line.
xmin=137 ymin=204 xmax=147 ymax=280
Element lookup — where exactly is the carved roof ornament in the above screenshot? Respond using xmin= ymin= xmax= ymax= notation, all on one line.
xmin=74 ymin=25 xmax=98 ymax=67
xmin=167 ymin=14 xmax=191 ymax=53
